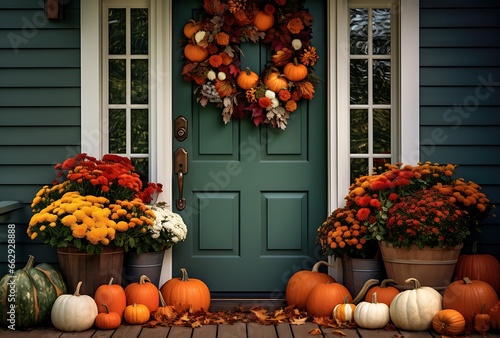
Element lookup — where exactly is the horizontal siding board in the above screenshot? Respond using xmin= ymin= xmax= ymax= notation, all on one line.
xmin=420 ymin=145 xmax=500 ymax=165
xmin=0 ymin=49 xmax=80 ymax=68
xmin=0 ymin=29 xmax=80 ymax=49
xmin=0 ymin=68 xmax=81 ymax=87
xmin=0 ymin=0 xmax=80 ymax=9
xmin=0 ymin=146 xmax=81 ymax=165
xmin=420 ymin=126 xmax=500 ymax=145
xmin=420 ymin=9 xmax=500 ymax=28
xmin=0 ymin=8 xmax=80 ymax=29
xmin=0 ymin=165 xmax=56 ymax=184
xmin=0 ymin=185 xmax=50 ymax=204
xmin=0 ymin=88 xmax=80 ymax=106
xmin=420 ymin=67 xmax=500 ymax=86
xmin=420 ymin=28 xmax=500 ymax=48
xmin=420 ymin=107 xmax=500 ymax=126
xmin=420 ymin=87 xmax=500 ymax=105
xmin=0 ymin=126 xmax=81 ymax=145
xmin=0 ymin=107 xmax=80 ymax=125
xmin=420 ymin=48 xmax=500 ymax=67
xmin=420 ymin=0 xmax=500 ymax=8
xmin=453 ymin=166 xmax=500 ymax=185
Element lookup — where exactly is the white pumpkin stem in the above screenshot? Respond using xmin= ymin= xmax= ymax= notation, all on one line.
xmin=352 ymin=278 xmax=379 ymax=304
xmin=74 ymin=281 xmax=83 ymax=296
xmin=139 ymin=275 xmax=152 ymax=284
xmin=343 ymin=295 xmax=350 ymax=304
xmin=371 ymin=292 xmax=378 ymax=304
xmin=311 ymin=260 xmax=332 ymax=272
xmin=404 ymin=277 xmax=421 ymax=289
xmin=181 ymin=268 xmax=189 ymax=281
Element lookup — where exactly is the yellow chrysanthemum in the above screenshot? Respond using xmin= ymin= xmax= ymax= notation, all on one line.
xmin=61 ymin=214 xmax=77 ymax=226
xmin=71 ymin=223 xmax=87 ymax=238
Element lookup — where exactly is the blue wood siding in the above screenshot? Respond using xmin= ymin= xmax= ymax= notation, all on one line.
xmin=0 ymin=0 xmax=81 ymax=272
xmin=420 ymin=0 xmax=500 ymax=257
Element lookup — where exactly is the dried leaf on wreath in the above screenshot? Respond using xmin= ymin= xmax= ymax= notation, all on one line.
xmin=203 ymin=0 xmax=225 ymax=16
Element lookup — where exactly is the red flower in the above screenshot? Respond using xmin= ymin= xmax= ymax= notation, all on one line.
xmin=356 ymin=208 xmax=370 ymax=221
xmin=258 ymin=97 xmax=272 ymax=108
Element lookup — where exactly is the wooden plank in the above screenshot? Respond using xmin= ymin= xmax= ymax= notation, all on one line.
xmin=357 ymin=328 xmax=400 ymax=338
xmin=321 ymin=327 xmax=359 ymax=338
xmin=0 ymin=327 xmax=62 ymax=337
xmin=60 ymin=329 xmax=97 ymax=338
xmin=166 ymin=326 xmax=192 ymax=338
xmin=89 ymin=329 xmax=116 ymax=338
xmin=191 ymin=325 xmax=217 ymax=338
xmin=111 ymin=325 xmax=143 ymax=338
xmin=217 ymin=322 xmax=247 ymax=338
xmin=397 ymin=330 xmax=435 ymax=338
xmin=290 ymin=322 xmax=321 ymax=337
xmin=247 ymin=322 xmax=277 ymax=338
xmin=138 ymin=326 xmax=169 ymax=338
xmin=275 ymin=323 xmax=293 ymax=338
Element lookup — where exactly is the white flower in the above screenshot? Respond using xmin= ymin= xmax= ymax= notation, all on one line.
xmin=194 ymin=30 xmax=207 ymax=44
xmin=218 ymin=72 xmax=226 ymax=81
xmin=207 ymin=70 xmax=216 ymax=81
xmin=292 ymin=39 xmax=303 ymax=51
xmin=149 ymin=203 xmax=188 ymax=247
xmin=271 ymin=97 xmax=280 ymax=108
xmin=265 ymin=90 xmax=275 ymax=99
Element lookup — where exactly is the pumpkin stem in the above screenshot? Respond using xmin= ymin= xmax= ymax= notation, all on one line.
xmin=462 ymin=277 xmax=472 ymax=284
xmin=293 ymin=57 xmax=299 ymax=66
xmin=181 ymin=268 xmax=189 ymax=281
xmin=108 ymin=277 xmax=114 ymax=285
xmin=102 ymin=303 xmax=110 ymax=314
xmin=371 ymin=292 xmax=378 ymax=304
xmin=311 ymin=260 xmax=332 ymax=272
xmin=245 ymin=67 xmax=252 ymax=75
xmin=380 ymin=279 xmax=397 ymax=288
xmin=139 ymin=275 xmax=152 ymax=284
xmin=23 ymin=254 xmax=35 ymax=272
xmin=404 ymin=277 xmax=421 ymax=289
xmin=74 ymin=281 xmax=83 ymax=296
xmin=352 ymin=278 xmax=379 ymax=305
xmin=158 ymin=291 xmax=167 ymax=307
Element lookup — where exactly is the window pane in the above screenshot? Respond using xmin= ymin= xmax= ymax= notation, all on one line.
xmin=373 ymin=8 xmax=391 ymax=55
xmin=131 ymin=8 xmax=149 ymax=55
xmin=109 ymin=109 xmax=126 ymax=153
xmin=350 ymin=8 xmax=368 ymax=55
xmin=373 ymin=109 xmax=391 ymax=153
xmin=108 ymin=9 xmax=126 ymax=55
xmin=132 ymin=158 xmax=149 ymax=186
xmin=350 ymin=109 xmax=368 ymax=154
xmin=373 ymin=60 xmax=391 ymax=104
xmin=350 ymin=59 xmax=368 ymax=104
xmin=109 ymin=59 xmax=126 ymax=104
xmin=351 ymin=158 xmax=368 ymax=183
xmin=131 ymin=109 xmax=149 ymax=154
xmin=373 ymin=158 xmax=392 ymax=172
xmin=131 ymin=59 xmax=149 ymax=104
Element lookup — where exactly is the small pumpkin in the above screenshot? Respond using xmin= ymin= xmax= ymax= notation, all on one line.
xmin=237 ymin=67 xmax=259 ymax=90
xmin=489 ymin=301 xmax=500 ymax=331
xmin=123 ymin=303 xmax=150 ymax=325
xmin=153 ymin=291 xmax=176 ymax=321
xmin=474 ymin=304 xmax=491 ymax=334
xmin=354 ymin=292 xmax=390 ymax=329
xmin=125 ymin=275 xmax=159 ymax=313
xmin=95 ymin=304 xmax=121 ymax=330
xmin=432 ymin=309 xmax=466 ymax=336
xmin=51 ymin=281 xmax=98 ymax=332
xmin=283 ymin=58 xmax=308 ymax=82
xmin=264 ymin=70 xmax=289 ymax=93
xmin=183 ymin=19 xmax=202 ymax=39
xmin=364 ymin=279 xmax=400 ymax=307
xmin=160 ymin=268 xmax=211 ymax=313
xmin=184 ymin=43 xmax=209 ymax=62
xmin=389 ymin=278 xmax=443 ymax=331
xmin=443 ymin=277 xmax=499 ymax=327
xmin=454 ymin=241 xmax=500 ymax=294
xmin=253 ymin=10 xmax=274 ymax=32
xmin=0 ymin=255 xmax=67 ymax=328
xmin=94 ymin=277 xmax=126 ymax=319
xmin=333 ymin=295 xmax=356 ymax=323
xmin=285 ymin=261 xmax=335 ymax=310
xmin=306 ymin=282 xmax=352 ymax=317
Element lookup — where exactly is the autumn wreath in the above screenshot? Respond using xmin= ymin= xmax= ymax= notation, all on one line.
xmin=180 ymin=0 xmax=319 ymax=130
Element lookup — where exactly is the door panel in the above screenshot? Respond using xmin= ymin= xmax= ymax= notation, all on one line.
xmin=172 ymin=0 xmax=327 ymax=295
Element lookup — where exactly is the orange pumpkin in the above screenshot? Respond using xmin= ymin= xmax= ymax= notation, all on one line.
xmin=454 ymin=242 xmax=500 ymax=294
xmin=474 ymin=304 xmax=491 ymax=334
xmin=94 ymin=277 xmax=126 ymax=319
xmin=306 ymin=282 xmax=352 ymax=317
xmin=237 ymin=67 xmax=259 ymax=90
xmin=184 ymin=43 xmax=209 ymax=62
xmin=364 ymin=278 xmax=400 ymax=307
xmin=94 ymin=304 xmax=121 ymax=330
xmin=432 ymin=309 xmax=466 ymax=336
xmin=443 ymin=277 xmax=499 ymax=327
xmin=253 ymin=11 xmax=274 ymax=31
xmin=160 ymin=268 xmax=210 ymax=313
xmin=123 ymin=303 xmax=150 ymax=325
xmin=489 ymin=301 xmax=500 ymax=331
xmin=264 ymin=71 xmax=288 ymax=93
xmin=124 ymin=275 xmax=159 ymax=313
xmin=285 ymin=261 xmax=335 ymax=310
xmin=283 ymin=59 xmax=308 ymax=82
xmin=183 ymin=19 xmax=202 ymax=39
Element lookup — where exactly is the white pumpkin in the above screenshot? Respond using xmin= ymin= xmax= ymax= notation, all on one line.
xmin=389 ymin=278 xmax=443 ymax=331
xmin=354 ymin=292 xmax=390 ymax=329
xmin=51 ymin=281 xmax=98 ymax=331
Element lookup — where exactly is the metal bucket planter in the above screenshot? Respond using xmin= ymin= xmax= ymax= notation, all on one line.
xmin=123 ymin=250 xmax=165 ymax=287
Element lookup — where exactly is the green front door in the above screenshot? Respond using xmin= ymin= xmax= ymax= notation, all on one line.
xmin=172 ymin=0 xmax=327 ymax=296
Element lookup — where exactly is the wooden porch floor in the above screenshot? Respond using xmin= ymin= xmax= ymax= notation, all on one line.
xmin=2 ymin=323 xmax=499 ymax=338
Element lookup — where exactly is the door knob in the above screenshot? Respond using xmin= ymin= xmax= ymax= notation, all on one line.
xmin=175 ymin=116 xmax=188 ymax=142
xmin=174 ymin=147 xmax=188 ymax=210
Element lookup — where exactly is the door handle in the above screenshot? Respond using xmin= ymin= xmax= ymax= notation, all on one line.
xmin=174 ymin=147 xmax=188 ymax=210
